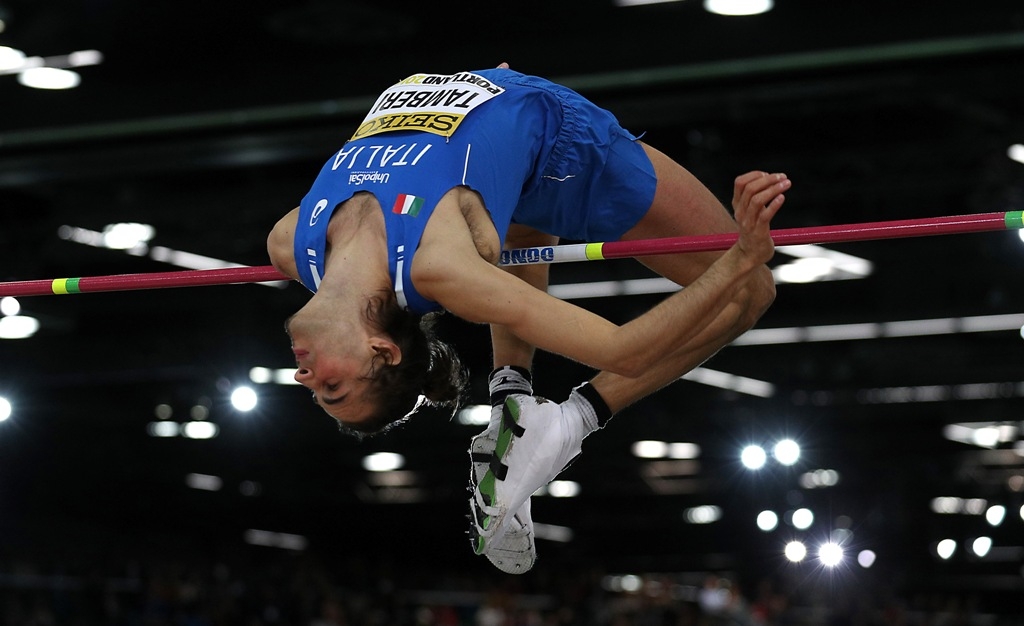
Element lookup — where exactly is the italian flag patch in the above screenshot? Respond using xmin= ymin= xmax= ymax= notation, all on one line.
xmin=392 ymin=194 xmax=424 ymax=216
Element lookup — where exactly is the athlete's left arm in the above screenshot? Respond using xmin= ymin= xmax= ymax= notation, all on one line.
xmin=416 ymin=172 xmax=785 ymax=377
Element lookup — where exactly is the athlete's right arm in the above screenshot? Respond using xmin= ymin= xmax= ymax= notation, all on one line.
xmin=267 ymin=207 xmax=301 ymax=281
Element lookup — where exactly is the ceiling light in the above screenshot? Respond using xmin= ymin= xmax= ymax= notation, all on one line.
xmin=936 ymin=539 xmax=956 ymax=560
xmin=0 ymin=296 xmax=19 ymax=316
xmin=773 ymin=257 xmax=834 ymax=283
xmin=18 ymin=66 xmax=80 ymax=90
xmin=249 ymin=367 xmax=305 ymax=385
xmin=363 ymin=452 xmax=404 ymax=472
xmin=185 ymin=473 xmax=222 ymax=491
xmin=0 ymin=396 xmax=11 ymax=421
xmin=456 ymin=404 xmax=489 ymax=426
xmin=633 ymin=440 xmax=669 ymax=458
xmin=682 ymin=366 xmax=775 ymax=397
xmin=973 ymin=426 xmax=1001 ymax=448
xmin=704 ymin=0 xmax=773 ymax=16
xmin=857 ymin=550 xmax=876 ymax=568
xmin=230 ymin=386 xmax=258 ymax=411
xmin=818 ymin=542 xmax=844 ymax=567
xmin=685 ymin=505 xmax=722 ymax=524
xmin=943 ymin=422 xmax=1018 ymax=448
xmin=0 ymin=315 xmax=39 ymax=339
xmin=799 ymin=469 xmax=840 ymax=489
xmin=102 ymin=222 xmax=155 ymax=250
xmin=1008 ymin=143 xmax=1024 ymax=165
xmin=971 ymin=536 xmax=993 ymax=557
xmin=741 ymin=445 xmax=767 ymax=469
xmin=963 ymin=498 xmax=988 ymax=515
xmin=773 ymin=439 xmax=801 ymax=465
xmin=756 ymin=510 xmax=778 ymax=531
xmin=930 ymin=497 xmax=989 ymax=516
xmin=0 ymin=45 xmax=24 ymax=71
xmin=146 ymin=421 xmax=179 ymax=437
xmin=792 ymin=508 xmax=814 ymax=530
xmin=734 ymin=313 xmax=1024 ymax=346
xmin=986 ymin=505 xmax=1006 ymax=526
xmin=546 ymin=480 xmax=581 ymax=498
xmin=67 ymin=50 xmax=103 ymax=67
xmin=778 ymin=244 xmax=873 ymax=279
xmin=181 ymin=421 xmax=218 ymax=439
xmin=549 ymin=244 xmax=870 ymax=299
xmin=668 ymin=442 xmax=701 ymax=459
xmin=249 ymin=367 xmax=272 ymax=384
xmin=58 ymin=225 xmax=105 ymax=247
xmin=273 ymin=369 xmax=299 ymax=384
xmin=784 ymin=541 xmax=807 ymax=562
xmin=2 ymin=48 xmax=102 ymax=78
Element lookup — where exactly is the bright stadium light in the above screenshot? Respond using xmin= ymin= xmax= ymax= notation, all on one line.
xmin=773 ymin=439 xmax=801 ymax=465
xmin=857 ymin=550 xmax=876 ymax=568
xmin=181 ymin=421 xmax=218 ymax=439
xmin=985 ymin=505 xmax=1006 ymax=526
xmin=784 ymin=541 xmax=807 ymax=562
xmin=792 ymin=508 xmax=814 ymax=530
xmin=971 ymin=536 xmax=993 ymax=558
xmin=936 ymin=539 xmax=957 ymax=560
xmin=362 ymin=452 xmax=404 ymax=472
xmin=230 ymin=386 xmax=258 ymax=412
xmin=756 ymin=510 xmax=779 ymax=531
xmin=741 ymin=445 xmax=767 ymax=469
xmin=818 ymin=542 xmax=844 ymax=567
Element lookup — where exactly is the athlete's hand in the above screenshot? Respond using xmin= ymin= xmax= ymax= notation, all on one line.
xmin=731 ymin=171 xmax=790 ymax=265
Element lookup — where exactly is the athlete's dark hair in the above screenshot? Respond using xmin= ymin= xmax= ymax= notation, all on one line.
xmin=340 ymin=291 xmax=467 ymax=438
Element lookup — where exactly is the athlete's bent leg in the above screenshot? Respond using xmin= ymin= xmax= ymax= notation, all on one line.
xmin=589 ymin=143 xmax=776 ymax=413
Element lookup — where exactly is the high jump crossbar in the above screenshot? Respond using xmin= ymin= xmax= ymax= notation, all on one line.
xmin=1 ymin=211 xmax=1020 ymax=297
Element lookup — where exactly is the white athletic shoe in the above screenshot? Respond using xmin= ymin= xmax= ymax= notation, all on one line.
xmin=470 ymin=391 xmax=593 ymax=570
xmin=468 ymin=404 xmax=537 ymax=574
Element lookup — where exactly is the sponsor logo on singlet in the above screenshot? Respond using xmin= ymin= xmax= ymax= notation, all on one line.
xmin=348 ymin=171 xmax=390 ymax=185
xmin=351 ymin=72 xmax=504 ymax=140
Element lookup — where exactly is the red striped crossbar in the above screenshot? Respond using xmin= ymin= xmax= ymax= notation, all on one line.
xmin=1 ymin=211 xmax=1020 ymax=297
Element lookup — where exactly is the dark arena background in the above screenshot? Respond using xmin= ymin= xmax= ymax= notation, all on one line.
xmin=1 ymin=1 xmax=1024 ymax=624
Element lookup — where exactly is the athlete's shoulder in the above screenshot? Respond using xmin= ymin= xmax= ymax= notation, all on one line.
xmin=267 ymin=207 xmax=300 ymax=280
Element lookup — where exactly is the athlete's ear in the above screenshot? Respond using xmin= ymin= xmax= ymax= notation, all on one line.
xmin=370 ymin=338 xmax=402 ymax=366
